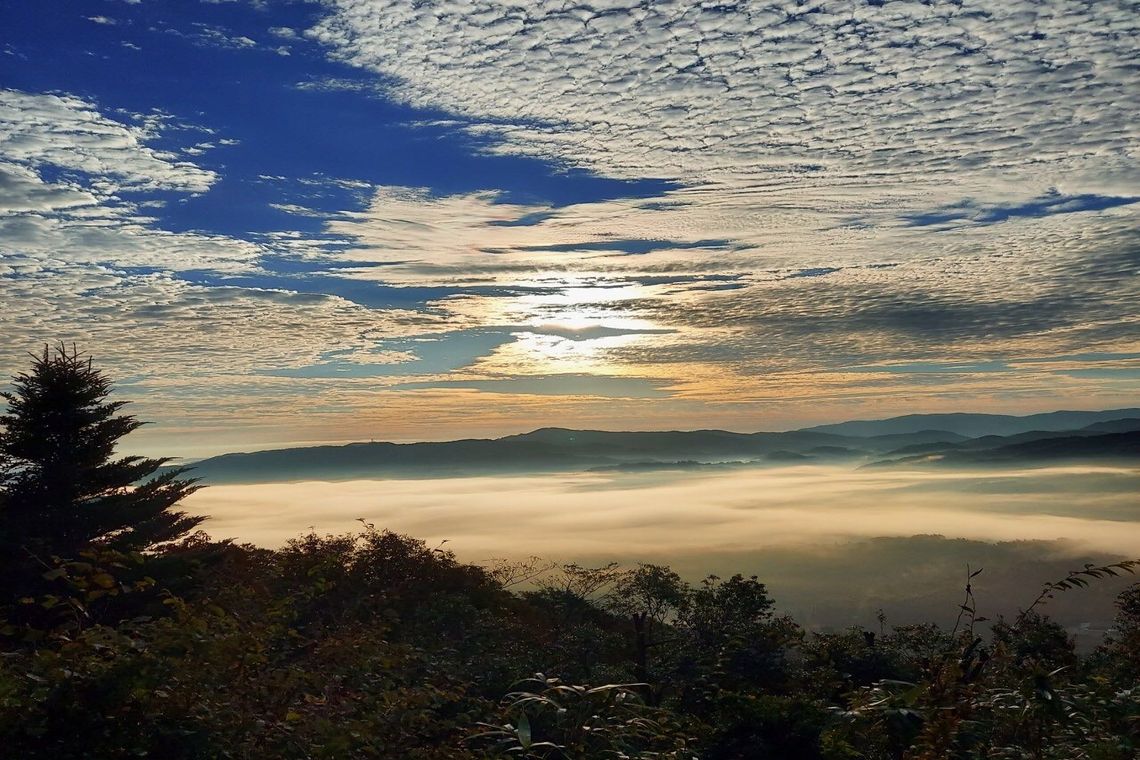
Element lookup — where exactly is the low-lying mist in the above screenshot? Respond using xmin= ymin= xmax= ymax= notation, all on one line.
xmin=184 ymin=464 xmax=1140 ymax=639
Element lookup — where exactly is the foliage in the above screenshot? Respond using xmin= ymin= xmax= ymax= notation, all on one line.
xmin=470 ymin=674 xmax=695 ymax=758
xmin=1019 ymin=561 xmax=1140 ymax=623
xmin=0 ymin=523 xmax=1135 ymax=759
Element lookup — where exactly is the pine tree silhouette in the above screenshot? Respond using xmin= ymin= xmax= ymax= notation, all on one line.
xmin=0 ymin=345 xmax=202 ymax=596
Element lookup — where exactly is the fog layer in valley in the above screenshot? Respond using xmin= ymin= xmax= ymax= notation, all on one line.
xmin=185 ymin=464 xmax=1140 ymax=636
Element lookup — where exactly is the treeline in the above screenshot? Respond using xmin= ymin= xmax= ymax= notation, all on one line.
xmin=2 ymin=526 xmax=1139 ymax=759
xmin=1 ymin=347 xmax=1138 ymax=759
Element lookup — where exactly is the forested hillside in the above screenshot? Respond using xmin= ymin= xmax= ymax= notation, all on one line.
xmin=3 ymin=526 xmax=1139 ymax=759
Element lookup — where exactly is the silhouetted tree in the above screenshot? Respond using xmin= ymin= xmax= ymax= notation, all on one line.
xmin=0 ymin=345 xmax=201 ymax=598
xmin=608 ymin=564 xmax=688 ymax=690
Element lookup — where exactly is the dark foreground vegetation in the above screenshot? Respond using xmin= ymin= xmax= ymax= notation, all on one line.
xmin=1 ymin=347 xmax=1138 ymax=759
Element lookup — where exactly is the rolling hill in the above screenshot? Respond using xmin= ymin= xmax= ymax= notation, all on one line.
xmin=173 ymin=408 xmax=1140 ymax=484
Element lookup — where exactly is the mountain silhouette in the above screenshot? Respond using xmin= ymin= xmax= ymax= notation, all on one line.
xmin=174 ymin=409 xmax=1140 ymax=484
xmin=801 ymin=408 xmax=1140 ymax=438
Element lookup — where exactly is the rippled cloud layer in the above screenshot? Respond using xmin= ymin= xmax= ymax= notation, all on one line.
xmin=0 ymin=1 xmax=1136 ymax=454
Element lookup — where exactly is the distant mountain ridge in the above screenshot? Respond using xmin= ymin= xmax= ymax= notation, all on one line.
xmin=802 ymin=408 xmax=1140 ymax=438
xmin=868 ymin=431 xmax=1140 ymax=469
xmin=176 ymin=407 xmax=1140 ymax=484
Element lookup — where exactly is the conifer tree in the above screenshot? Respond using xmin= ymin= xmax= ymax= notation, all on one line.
xmin=0 ymin=345 xmax=202 ymax=589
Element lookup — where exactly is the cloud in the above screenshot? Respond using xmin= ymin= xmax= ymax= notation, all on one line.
xmin=306 ymin=0 xmax=1140 ymax=375
xmin=0 ymin=163 xmax=99 ymax=214
xmin=323 ymin=178 xmax=1139 ymax=372
xmin=2 ymin=2 xmax=1138 ymax=453
xmin=184 ymin=463 xmax=1140 ymax=558
xmin=184 ymin=465 xmax=1140 ymax=630
xmin=0 ymin=89 xmax=217 ymax=194
xmin=310 ymin=0 xmax=1138 ymax=198
xmin=0 ymin=89 xmax=447 ymax=445
xmin=390 ymin=373 xmax=671 ymax=398
xmin=901 ymin=192 xmax=1140 ymax=228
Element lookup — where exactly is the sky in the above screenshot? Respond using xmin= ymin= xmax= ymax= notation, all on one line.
xmin=1 ymin=0 xmax=1137 ymax=457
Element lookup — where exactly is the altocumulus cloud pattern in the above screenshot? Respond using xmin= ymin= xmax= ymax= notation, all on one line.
xmin=0 ymin=0 xmax=1137 ymax=452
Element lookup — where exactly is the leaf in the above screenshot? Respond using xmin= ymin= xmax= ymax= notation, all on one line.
xmin=517 ymin=712 xmax=532 ymax=749
xmin=91 ymin=573 xmax=117 ymax=589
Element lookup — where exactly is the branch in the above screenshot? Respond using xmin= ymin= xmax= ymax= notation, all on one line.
xmin=1018 ymin=559 xmax=1140 ymax=627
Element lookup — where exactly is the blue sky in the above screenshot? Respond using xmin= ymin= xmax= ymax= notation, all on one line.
xmin=1 ymin=0 xmax=1137 ymax=456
